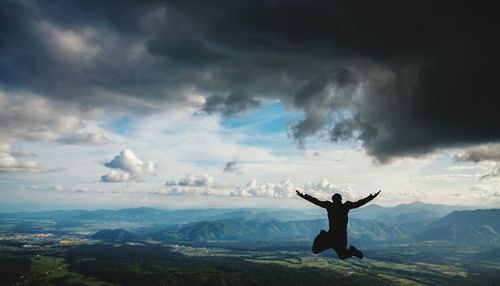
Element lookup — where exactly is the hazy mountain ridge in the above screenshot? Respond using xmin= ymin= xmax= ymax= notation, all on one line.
xmin=415 ymin=209 xmax=500 ymax=245
xmin=0 ymin=207 xmax=319 ymax=225
xmin=147 ymin=218 xmax=413 ymax=246
xmin=89 ymin=208 xmax=500 ymax=248
xmin=350 ymin=201 xmax=471 ymax=224
xmin=0 ymin=201 xmax=469 ymax=224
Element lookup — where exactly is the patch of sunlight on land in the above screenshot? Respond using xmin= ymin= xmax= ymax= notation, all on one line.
xmin=483 ymin=261 xmax=500 ymax=270
xmin=246 ymin=255 xmax=365 ymax=279
xmin=376 ymin=273 xmax=424 ymax=286
xmin=369 ymin=259 xmax=467 ymax=278
xmin=415 ymin=262 xmax=467 ymax=277
xmin=58 ymin=238 xmax=82 ymax=245
xmin=25 ymin=255 xmax=111 ymax=285
xmin=369 ymin=260 xmax=421 ymax=271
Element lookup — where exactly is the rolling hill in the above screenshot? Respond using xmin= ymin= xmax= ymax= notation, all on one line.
xmin=149 ymin=218 xmax=412 ymax=247
xmin=415 ymin=209 xmax=500 ymax=245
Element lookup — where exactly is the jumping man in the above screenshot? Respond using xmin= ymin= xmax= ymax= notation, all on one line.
xmin=296 ymin=190 xmax=381 ymax=259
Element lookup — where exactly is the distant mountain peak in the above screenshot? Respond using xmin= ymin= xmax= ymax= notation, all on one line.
xmin=91 ymin=229 xmax=139 ymax=241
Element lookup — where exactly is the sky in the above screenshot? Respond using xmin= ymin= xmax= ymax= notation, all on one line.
xmin=1 ymin=0 xmax=500 ymax=210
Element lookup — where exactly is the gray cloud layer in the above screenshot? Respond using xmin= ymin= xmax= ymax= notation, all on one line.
xmin=455 ymin=145 xmax=500 ymax=163
xmin=1 ymin=0 xmax=499 ymax=161
xmin=455 ymin=144 xmax=500 ymax=180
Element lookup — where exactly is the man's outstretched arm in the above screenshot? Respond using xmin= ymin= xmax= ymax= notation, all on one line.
xmin=296 ymin=190 xmax=329 ymax=208
xmin=348 ymin=190 xmax=381 ymax=209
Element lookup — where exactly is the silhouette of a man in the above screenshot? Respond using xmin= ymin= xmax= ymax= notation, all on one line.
xmin=296 ymin=190 xmax=381 ymax=259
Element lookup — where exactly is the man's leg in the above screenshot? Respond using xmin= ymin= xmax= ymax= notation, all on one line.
xmin=333 ymin=247 xmax=351 ymax=260
xmin=332 ymin=235 xmax=362 ymax=260
xmin=312 ymin=230 xmax=333 ymax=254
xmin=333 ymin=246 xmax=363 ymax=260
xmin=348 ymin=245 xmax=363 ymax=259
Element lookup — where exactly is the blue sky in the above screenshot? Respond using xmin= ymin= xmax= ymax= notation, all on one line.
xmin=1 ymin=95 xmax=497 ymax=210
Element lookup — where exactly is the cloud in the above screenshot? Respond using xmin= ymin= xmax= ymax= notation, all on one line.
xmin=478 ymin=162 xmax=500 ymax=181
xmin=45 ymin=166 xmax=67 ymax=173
xmin=161 ymin=174 xmax=225 ymax=195
xmin=158 ymin=186 xmax=228 ymax=196
xmin=0 ymin=88 xmax=111 ymax=176
xmin=101 ymin=149 xmax=155 ymax=182
xmin=301 ymin=178 xmax=356 ymax=201
xmin=451 ymin=185 xmax=500 ymax=201
xmin=27 ymin=185 xmax=39 ymax=191
xmin=177 ymin=173 xmax=213 ymax=187
xmin=455 ymin=144 xmax=500 ymax=163
xmin=291 ymin=68 xmax=358 ymax=147
xmin=165 ymin=180 xmax=178 ymax=186
xmin=104 ymin=149 xmax=155 ymax=177
xmin=454 ymin=144 xmax=500 ymax=180
xmin=10 ymin=149 xmax=36 ymax=157
xmin=377 ymin=189 xmax=428 ymax=205
xmin=58 ymin=132 xmax=110 ymax=145
xmin=100 ymin=170 xmax=131 ymax=182
xmin=229 ymin=179 xmax=294 ymax=198
xmin=201 ymin=92 xmax=260 ymax=118
xmin=0 ymin=90 xmax=83 ymax=144
xmin=0 ymin=144 xmax=42 ymax=172
xmin=50 ymin=184 xmax=64 ymax=191
xmin=0 ymin=150 xmax=42 ymax=172
xmin=1 ymin=1 xmax=498 ymax=162
xmin=412 ymin=174 xmax=477 ymax=182
xmin=160 ymin=177 xmax=358 ymax=200
xmin=223 ymin=160 xmax=242 ymax=174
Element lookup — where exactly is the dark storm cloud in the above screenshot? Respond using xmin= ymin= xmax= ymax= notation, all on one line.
xmin=202 ymin=92 xmax=260 ymax=117
xmin=291 ymin=68 xmax=359 ymax=146
xmin=1 ymin=0 xmax=499 ymax=161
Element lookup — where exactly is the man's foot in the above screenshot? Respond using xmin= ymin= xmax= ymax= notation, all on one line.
xmin=349 ymin=246 xmax=363 ymax=259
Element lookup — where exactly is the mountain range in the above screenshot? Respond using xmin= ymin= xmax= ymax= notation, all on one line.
xmin=148 ymin=209 xmax=499 ymax=246
xmin=1 ymin=202 xmax=497 ymax=247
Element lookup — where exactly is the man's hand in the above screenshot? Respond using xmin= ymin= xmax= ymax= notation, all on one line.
xmin=296 ymin=190 xmax=305 ymax=198
xmin=370 ymin=190 xmax=381 ymax=198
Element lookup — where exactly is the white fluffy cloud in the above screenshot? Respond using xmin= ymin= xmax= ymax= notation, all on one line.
xmin=160 ymin=177 xmax=359 ymax=200
xmin=158 ymin=186 xmax=229 ymax=196
xmin=0 ymin=151 xmax=42 ymax=172
xmin=302 ymin=178 xmax=355 ymax=201
xmin=100 ymin=170 xmax=131 ymax=182
xmin=230 ymin=179 xmax=296 ymax=198
xmin=100 ymin=149 xmax=155 ymax=182
xmin=178 ymin=174 xmax=214 ymax=186
xmin=0 ymin=145 xmax=42 ymax=172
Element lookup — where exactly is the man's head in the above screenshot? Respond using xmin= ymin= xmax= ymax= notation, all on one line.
xmin=331 ymin=193 xmax=342 ymax=204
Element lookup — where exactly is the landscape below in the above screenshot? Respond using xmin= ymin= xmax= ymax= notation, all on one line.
xmin=1 ymin=202 xmax=499 ymax=285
